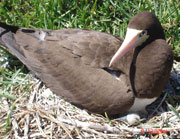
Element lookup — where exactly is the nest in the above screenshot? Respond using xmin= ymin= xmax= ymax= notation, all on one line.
xmin=0 ymin=57 xmax=180 ymax=138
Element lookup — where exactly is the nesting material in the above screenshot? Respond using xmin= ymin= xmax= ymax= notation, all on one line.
xmin=0 ymin=57 xmax=180 ymax=138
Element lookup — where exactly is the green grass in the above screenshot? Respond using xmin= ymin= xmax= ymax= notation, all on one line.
xmin=0 ymin=0 xmax=180 ymax=137
xmin=0 ymin=0 xmax=180 ymax=58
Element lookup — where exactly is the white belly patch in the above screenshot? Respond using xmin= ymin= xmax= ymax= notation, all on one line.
xmin=128 ymin=97 xmax=157 ymax=113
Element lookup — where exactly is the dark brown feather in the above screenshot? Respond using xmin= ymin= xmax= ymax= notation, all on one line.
xmin=0 ymin=27 xmax=135 ymax=115
xmin=0 ymin=11 xmax=173 ymax=116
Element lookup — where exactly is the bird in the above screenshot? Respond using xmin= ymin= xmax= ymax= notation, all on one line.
xmin=0 ymin=11 xmax=173 ymax=124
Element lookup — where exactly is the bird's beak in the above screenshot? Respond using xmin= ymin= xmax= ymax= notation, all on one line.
xmin=109 ymin=28 xmax=144 ymax=67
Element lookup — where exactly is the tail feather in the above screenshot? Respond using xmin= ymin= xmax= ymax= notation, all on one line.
xmin=0 ymin=22 xmax=19 ymax=46
xmin=0 ymin=22 xmax=19 ymax=33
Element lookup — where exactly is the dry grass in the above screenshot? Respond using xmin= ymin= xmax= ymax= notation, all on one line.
xmin=0 ymin=57 xmax=180 ymax=138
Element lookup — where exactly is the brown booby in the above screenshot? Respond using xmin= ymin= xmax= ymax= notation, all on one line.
xmin=0 ymin=11 xmax=173 ymax=124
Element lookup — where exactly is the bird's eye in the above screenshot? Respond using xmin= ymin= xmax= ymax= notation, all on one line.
xmin=139 ymin=30 xmax=147 ymax=38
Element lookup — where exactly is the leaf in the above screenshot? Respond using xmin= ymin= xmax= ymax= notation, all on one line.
xmin=167 ymin=102 xmax=180 ymax=120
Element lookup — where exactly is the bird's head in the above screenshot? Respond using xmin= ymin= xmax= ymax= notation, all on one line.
xmin=109 ymin=11 xmax=165 ymax=67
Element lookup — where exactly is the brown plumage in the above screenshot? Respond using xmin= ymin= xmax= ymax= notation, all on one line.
xmin=0 ymin=11 xmax=173 ymax=116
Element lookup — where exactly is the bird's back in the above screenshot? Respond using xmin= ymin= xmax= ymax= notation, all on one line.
xmin=0 ymin=24 xmax=134 ymax=115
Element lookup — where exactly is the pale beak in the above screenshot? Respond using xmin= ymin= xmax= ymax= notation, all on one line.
xmin=109 ymin=28 xmax=142 ymax=67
